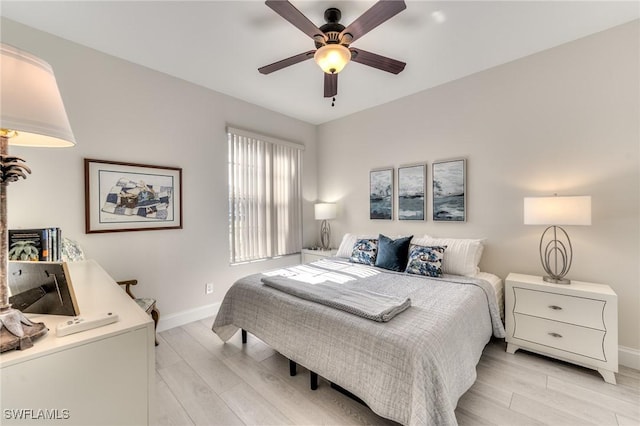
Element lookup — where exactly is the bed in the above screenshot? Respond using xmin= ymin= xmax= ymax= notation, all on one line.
xmin=213 ymin=235 xmax=505 ymax=425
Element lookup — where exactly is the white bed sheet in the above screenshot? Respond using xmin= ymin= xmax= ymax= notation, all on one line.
xmin=475 ymin=271 xmax=504 ymax=321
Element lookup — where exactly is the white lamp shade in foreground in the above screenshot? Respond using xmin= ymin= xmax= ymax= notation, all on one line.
xmin=314 ymin=203 xmax=337 ymax=221
xmin=1 ymin=43 xmax=76 ymax=147
xmin=524 ymin=196 xmax=591 ymax=226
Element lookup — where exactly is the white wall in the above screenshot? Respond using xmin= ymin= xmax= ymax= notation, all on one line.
xmin=317 ymin=21 xmax=640 ymax=351
xmin=2 ymin=19 xmax=318 ymax=321
xmin=3 ymin=17 xmax=639 ymax=356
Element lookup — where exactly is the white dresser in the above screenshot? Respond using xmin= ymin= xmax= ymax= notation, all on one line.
xmin=0 ymin=260 xmax=155 ymax=425
xmin=505 ymin=273 xmax=618 ymax=384
xmin=301 ymin=248 xmax=337 ymax=263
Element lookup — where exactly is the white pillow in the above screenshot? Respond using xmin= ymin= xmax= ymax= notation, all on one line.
xmin=412 ymin=237 xmax=484 ymax=277
xmin=336 ymin=233 xmax=431 ymax=259
xmin=336 ymin=233 xmax=376 ymax=258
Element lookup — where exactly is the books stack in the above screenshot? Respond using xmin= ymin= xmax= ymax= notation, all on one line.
xmin=8 ymin=228 xmax=63 ymax=261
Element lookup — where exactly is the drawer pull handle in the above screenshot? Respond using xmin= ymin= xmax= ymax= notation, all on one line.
xmin=548 ymin=305 xmax=563 ymax=311
xmin=548 ymin=332 xmax=563 ymax=338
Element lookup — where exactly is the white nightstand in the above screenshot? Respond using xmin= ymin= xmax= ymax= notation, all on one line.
xmin=301 ymin=248 xmax=337 ymax=263
xmin=505 ymin=273 xmax=618 ymax=384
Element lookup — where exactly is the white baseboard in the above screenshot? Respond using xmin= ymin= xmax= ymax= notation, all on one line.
xmin=157 ymin=302 xmax=220 ymax=333
xmin=619 ymin=345 xmax=640 ymax=370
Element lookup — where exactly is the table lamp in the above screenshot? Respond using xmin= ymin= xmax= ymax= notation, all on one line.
xmin=524 ymin=195 xmax=591 ymax=284
xmin=314 ymin=203 xmax=336 ymax=250
xmin=0 ymin=43 xmax=76 ymax=352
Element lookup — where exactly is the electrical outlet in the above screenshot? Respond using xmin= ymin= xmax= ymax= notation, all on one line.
xmin=205 ymin=283 xmax=214 ymax=295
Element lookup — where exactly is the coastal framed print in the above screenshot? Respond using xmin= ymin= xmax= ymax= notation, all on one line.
xmin=398 ymin=164 xmax=426 ymax=220
xmin=432 ymin=158 xmax=466 ymax=222
xmin=370 ymin=167 xmax=393 ymax=220
xmin=85 ymin=159 xmax=182 ymax=233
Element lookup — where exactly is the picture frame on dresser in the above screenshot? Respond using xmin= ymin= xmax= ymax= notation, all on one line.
xmin=432 ymin=158 xmax=466 ymax=222
xmin=8 ymin=261 xmax=79 ymax=316
xmin=369 ymin=167 xmax=393 ymax=220
xmin=85 ymin=159 xmax=183 ymax=233
xmin=398 ymin=164 xmax=426 ymax=221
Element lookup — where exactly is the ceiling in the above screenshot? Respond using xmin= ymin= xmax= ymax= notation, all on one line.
xmin=2 ymin=1 xmax=638 ymax=125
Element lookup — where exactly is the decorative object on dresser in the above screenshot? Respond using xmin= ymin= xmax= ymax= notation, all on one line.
xmin=524 ymin=195 xmax=591 ymax=284
xmin=370 ymin=167 xmax=393 ymax=220
xmin=432 ymin=158 xmax=466 ymax=222
xmin=0 ymin=43 xmax=77 ymax=352
xmin=314 ymin=202 xmax=336 ymax=250
xmin=8 ymin=261 xmax=79 ymax=316
xmin=505 ymin=273 xmax=618 ymax=384
xmin=301 ymin=247 xmax=337 ymax=263
xmin=398 ymin=164 xmax=425 ymax=220
xmin=85 ymin=158 xmax=183 ymax=233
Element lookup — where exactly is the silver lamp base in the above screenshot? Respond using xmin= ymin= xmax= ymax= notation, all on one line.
xmin=539 ymin=225 xmax=573 ymax=285
xmin=543 ymin=276 xmax=571 ymax=285
xmin=320 ymin=220 xmax=331 ymax=250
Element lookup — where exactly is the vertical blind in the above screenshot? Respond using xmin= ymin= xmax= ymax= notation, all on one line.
xmin=228 ymin=128 xmax=303 ymax=264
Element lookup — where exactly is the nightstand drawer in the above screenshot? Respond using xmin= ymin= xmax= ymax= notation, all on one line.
xmin=513 ymin=287 xmax=606 ymax=330
xmin=513 ymin=313 xmax=606 ymax=361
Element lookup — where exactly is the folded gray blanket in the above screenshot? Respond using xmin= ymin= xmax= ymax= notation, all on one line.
xmin=261 ymin=276 xmax=411 ymax=322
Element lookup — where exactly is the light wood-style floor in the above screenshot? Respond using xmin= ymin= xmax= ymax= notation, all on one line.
xmin=153 ymin=317 xmax=640 ymax=425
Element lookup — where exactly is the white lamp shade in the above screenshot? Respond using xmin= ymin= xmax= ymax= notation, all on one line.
xmin=314 ymin=203 xmax=337 ymax=221
xmin=524 ymin=196 xmax=591 ymax=226
xmin=314 ymin=44 xmax=351 ymax=74
xmin=1 ymin=43 xmax=76 ymax=147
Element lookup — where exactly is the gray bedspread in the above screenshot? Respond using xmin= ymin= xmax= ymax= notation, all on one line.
xmin=213 ymin=259 xmax=505 ymax=425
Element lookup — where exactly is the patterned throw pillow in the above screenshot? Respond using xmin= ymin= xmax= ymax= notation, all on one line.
xmin=405 ymin=245 xmax=446 ymax=277
xmin=350 ymin=238 xmax=378 ymax=266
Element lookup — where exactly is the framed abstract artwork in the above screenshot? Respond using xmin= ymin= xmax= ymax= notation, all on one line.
xmin=85 ymin=159 xmax=183 ymax=233
xmin=370 ymin=168 xmax=393 ymax=220
xmin=398 ymin=164 xmax=426 ymax=220
xmin=432 ymin=158 xmax=466 ymax=222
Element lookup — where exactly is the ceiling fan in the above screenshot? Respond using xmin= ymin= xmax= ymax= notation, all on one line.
xmin=258 ymin=0 xmax=407 ymax=103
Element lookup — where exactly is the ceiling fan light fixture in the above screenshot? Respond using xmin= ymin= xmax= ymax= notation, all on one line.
xmin=314 ymin=44 xmax=351 ymax=74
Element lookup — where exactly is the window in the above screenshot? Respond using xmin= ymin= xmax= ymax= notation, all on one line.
xmin=227 ymin=127 xmax=303 ymax=264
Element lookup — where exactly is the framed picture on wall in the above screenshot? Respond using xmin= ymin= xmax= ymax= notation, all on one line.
xmin=398 ymin=164 xmax=426 ymax=221
xmin=432 ymin=158 xmax=466 ymax=222
xmin=370 ymin=168 xmax=393 ymax=220
xmin=85 ymin=159 xmax=183 ymax=233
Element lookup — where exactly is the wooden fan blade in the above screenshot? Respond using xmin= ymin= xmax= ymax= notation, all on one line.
xmin=259 ymin=50 xmax=316 ymax=74
xmin=266 ymin=0 xmax=326 ymax=41
xmin=340 ymin=0 xmax=406 ymax=43
xmin=324 ymin=73 xmax=337 ymax=98
xmin=350 ymin=48 xmax=406 ymax=74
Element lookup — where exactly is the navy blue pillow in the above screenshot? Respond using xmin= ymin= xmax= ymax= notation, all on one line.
xmin=374 ymin=234 xmax=413 ymax=272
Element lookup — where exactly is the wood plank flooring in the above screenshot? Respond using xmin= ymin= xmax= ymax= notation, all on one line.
xmin=153 ymin=317 xmax=640 ymax=425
